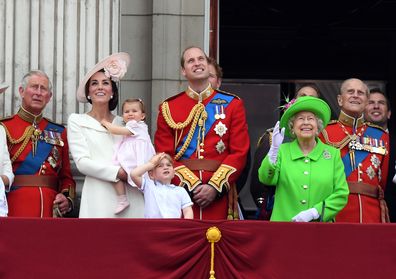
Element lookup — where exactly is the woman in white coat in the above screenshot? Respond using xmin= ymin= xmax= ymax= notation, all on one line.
xmin=0 ymin=84 xmax=15 ymax=216
xmin=67 ymin=53 xmax=144 ymax=218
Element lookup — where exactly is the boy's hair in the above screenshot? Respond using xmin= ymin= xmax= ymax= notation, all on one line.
xmin=157 ymin=153 xmax=174 ymax=167
xmin=122 ymin=98 xmax=145 ymax=113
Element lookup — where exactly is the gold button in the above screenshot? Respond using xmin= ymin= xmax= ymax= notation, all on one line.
xmin=41 ymin=170 xmax=46 ymax=174
xmin=199 ymin=156 xmax=204 ymax=159
xmin=200 ymin=149 xmax=204 ymax=153
xmin=214 ymin=177 xmax=218 ymax=181
xmin=42 ymin=165 xmax=47 ymax=169
xmin=301 ymin=200 xmax=307 ymax=204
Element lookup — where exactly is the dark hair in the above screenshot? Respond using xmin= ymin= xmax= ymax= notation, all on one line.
xmin=180 ymin=46 xmax=208 ymax=68
xmin=296 ymin=83 xmax=321 ymax=97
xmin=85 ymin=69 xmax=119 ymax=111
xmin=207 ymin=57 xmax=223 ymax=79
xmin=369 ymin=88 xmax=390 ymax=109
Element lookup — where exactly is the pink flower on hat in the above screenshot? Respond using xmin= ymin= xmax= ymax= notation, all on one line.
xmin=278 ymin=96 xmax=297 ymax=112
xmin=104 ymin=59 xmax=127 ymax=82
xmin=283 ymin=98 xmax=296 ymax=110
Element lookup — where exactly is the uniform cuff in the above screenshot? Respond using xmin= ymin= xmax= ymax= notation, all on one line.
xmin=208 ymin=164 xmax=236 ymax=192
xmin=174 ymin=165 xmax=201 ymax=191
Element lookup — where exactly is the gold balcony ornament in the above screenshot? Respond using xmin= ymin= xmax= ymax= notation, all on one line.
xmin=206 ymin=226 xmax=222 ymax=279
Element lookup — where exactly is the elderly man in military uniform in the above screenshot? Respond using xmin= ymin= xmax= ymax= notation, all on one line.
xmin=155 ymin=47 xmax=250 ymax=220
xmin=1 ymin=70 xmax=75 ymax=217
xmin=319 ymin=78 xmax=389 ymax=223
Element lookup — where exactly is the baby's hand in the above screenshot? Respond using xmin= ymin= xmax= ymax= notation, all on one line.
xmin=149 ymin=153 xmax=165 ymax=167
xmin=101 ymin=120 xmax=110 ymax=129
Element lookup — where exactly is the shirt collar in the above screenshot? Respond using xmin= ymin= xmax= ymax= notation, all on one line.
xmin=290 ymin=138 xmax=325 ymax=162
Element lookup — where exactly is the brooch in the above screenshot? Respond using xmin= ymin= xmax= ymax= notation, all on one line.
xmin=216 ymin=140 xmax=226 ymax=154
xmin=214 ymin=121 xmax=227 ymax=137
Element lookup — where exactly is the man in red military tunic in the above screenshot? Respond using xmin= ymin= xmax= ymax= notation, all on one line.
xmin=1 ymin=70 xmax=76 ymax=217
xmin=319 ymin=78 xmax=389 ymax=223
xmin=155 ymin=47 xmax=250 ymax=220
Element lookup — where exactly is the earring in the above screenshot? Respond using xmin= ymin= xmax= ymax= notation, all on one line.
xmin=110 ymin=95 xmax=113 ymax=99
xmin=87 ymin=96 xmax=91 ymax=100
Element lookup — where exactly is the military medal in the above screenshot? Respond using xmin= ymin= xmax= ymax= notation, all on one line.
xmin=48 ymin=156 xmax=57 ymax=168
xmin=52 ymin=146 xmax=60 ymax=161
xmin=216 ymin=139 xmax=226 ymax=154
xmin=43 ymin=129 xmax=64 ymax=147
xmin=366 ymin=165 xmax=375 ymax=180
xmin=219 ymin=105 xmax=225 ymax=119
xmin=349 ymin=136 xmax=386 ymax=155
xmin=215 ymin=105 xmax=220 ymax=120
xmin=214 ymin=121 xmax=227 ymax=137
xmin=370 ymin=154 xmax=380 ymax=169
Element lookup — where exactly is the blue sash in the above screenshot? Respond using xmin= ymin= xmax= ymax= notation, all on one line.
xmin=177 ymin=92 xmax=234 ymax=159
xmin=15 ymin=122 xmax=64 ymax=175
xmin=342 ymin=126 xmax=384 ymax=177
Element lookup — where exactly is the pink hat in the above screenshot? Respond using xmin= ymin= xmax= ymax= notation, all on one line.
xmin=76 ymin=52 xmax=131 ymax=103
xmin=0 ymin=83 xmax=9 ymax=94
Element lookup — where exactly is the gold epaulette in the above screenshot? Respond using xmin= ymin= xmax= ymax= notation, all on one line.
xmin=174 ymin=165 xmax=201 ymax=191
xmin=216 ymin=89 xmax=240 ymax=100
xmin=208 ymin=164 xmax=236 ymax=192
xmin=366 ymin=121 xmax=386 ymax=132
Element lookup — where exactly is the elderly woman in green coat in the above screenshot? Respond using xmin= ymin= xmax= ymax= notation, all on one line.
xmin=258 ymin=96 xmax=349 ymax=222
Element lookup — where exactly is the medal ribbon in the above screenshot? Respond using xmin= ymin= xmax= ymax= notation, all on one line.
xmin=342 ymin=126 xmax=384 ymax=177
xmin=15 ymin=123 xmax=64 ymax=175
xmin=177 ymin=92 xmax=234 ymax=159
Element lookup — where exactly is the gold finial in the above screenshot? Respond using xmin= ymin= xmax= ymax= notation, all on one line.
xmin=206 ymin=226 xmax=221 ymax=279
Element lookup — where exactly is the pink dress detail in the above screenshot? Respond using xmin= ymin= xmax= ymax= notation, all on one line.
xmin=113 ymin=120 xmax=156 ymax=186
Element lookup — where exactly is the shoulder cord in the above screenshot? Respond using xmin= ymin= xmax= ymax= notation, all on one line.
xmin=1 ymin=123 xmax=35 ymax=163
xmin=161 ymin=101 xmax=205 ymax=160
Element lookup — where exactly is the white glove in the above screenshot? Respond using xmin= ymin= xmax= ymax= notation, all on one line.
xmin=268 ymin=121 xmax=285 ymax=164
xmin=292 ymin=208 xmax=319 ymax=222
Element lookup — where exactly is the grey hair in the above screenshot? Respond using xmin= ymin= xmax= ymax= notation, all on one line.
xmin=340 ymin=78 xmax=368 ymax=97
xmin=288 ymin=114 xmax=324 ymax=138
xmin=20 ymin=70 xmax=52 ymax=92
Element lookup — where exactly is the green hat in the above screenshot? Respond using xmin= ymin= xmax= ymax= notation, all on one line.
xmin=280 ymin=96 xmax=331 ymax=138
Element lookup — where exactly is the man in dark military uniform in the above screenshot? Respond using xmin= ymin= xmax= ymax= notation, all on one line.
xmin=319 ymin=78 xmax=389 ymax=223
xmin=1 ymin=70 xmax=75 ymax=217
